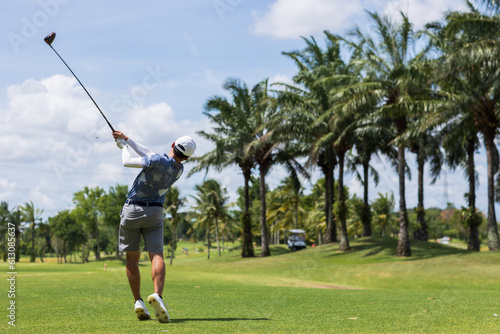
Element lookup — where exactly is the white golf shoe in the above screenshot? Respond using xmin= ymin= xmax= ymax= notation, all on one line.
xmin=147 ymin=293 xmax=170 ymax=323
xmin=134 ymin=299 xmax=151 ymax=320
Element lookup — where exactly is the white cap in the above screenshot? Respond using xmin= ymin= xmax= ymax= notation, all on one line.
xmin=174 ymin=136 xmax=197 ymax=157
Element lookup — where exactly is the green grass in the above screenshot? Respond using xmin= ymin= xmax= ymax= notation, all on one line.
xmin=1 ymin=237 xmax=500 ymax=333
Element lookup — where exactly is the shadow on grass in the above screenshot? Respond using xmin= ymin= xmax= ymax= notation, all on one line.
xmin=171 ymin=317 xmax=270 ymax=323
xmin=323 ymin=237 xmax=469 ymax=260
xmin=268 ymin=245 xmax=292 ymax=256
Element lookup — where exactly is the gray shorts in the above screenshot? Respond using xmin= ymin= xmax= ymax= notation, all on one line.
xmin=119 ymin=203 xmax=164 ymax=253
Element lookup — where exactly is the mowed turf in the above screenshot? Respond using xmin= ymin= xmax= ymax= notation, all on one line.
xmin=1 ymin=237 xmax=500 ymax=333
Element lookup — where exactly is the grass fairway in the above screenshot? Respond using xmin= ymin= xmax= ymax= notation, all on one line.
xmin=1 ymin=237 xmax=500 ymax=333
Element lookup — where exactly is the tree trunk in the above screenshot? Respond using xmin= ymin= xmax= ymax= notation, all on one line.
xmin=95 ymin=229 xmax=100 ymax=260
xmin=413 ymin=153 xmax=428 ymax=241
xmin=483 ymin=132 xmax=500 ymax=250
xmin=362 ymin=159 xmax=372 ymax=236
xmin=215 ymin=217 xmax=221 ymax=257
xmin=396 ymin=143 xmax=411 ymax=257
xmin=240 ymin=168 xmax=255 ymax=257
xmin=337 ymin=151 xmax=350 ymax=251
xmin=31 ymin=222 xmax=35 ymax=262
xmin=63 ymin=240 xmax=67 ymax=263
xmin=323 ymin=150 xmax=337 ymax=243
xmin=467 ymin=138 xmax=480 ymax=251
xmin=207 ymin=221 xmax=211 ymax=260
xmin=259 ymin=166 xmax=271 ymax=257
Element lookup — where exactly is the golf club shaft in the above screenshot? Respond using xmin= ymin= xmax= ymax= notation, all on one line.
xmin=48 ymin=45 xmax=115 ymax=132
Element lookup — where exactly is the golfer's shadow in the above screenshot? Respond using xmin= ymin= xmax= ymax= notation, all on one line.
xmin=171 ymin=317 xmax=270 ymax=323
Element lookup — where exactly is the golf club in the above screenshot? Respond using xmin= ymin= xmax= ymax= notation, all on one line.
xmin=44 ymin=32 xmax=115 ymax=132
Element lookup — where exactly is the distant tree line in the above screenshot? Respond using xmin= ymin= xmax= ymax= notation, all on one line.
xmin=2 ymin=1 xmax=500 ymax=262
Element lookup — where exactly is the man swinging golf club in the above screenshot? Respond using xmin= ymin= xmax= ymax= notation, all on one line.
xmin=113 ymin=130 xmax=196 ymax=323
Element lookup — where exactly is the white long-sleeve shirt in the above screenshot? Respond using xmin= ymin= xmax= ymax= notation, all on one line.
xmin=121 ymin=137 xmax=154 ymax=168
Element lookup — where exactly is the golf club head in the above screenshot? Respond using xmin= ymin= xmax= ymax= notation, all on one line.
xmin=44 ymin=32 xmax=56 ymax=46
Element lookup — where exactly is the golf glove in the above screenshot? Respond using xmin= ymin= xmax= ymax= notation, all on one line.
xmin=116 ymin=138 xmax=127 ymax=149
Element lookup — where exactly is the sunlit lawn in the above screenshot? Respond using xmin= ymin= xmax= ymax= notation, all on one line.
xmin=1 ymin=237 xmax=500 ymax=333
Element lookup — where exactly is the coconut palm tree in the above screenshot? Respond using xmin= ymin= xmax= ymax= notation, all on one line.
xmin=372 ymin=192 xmax=397 ymax=237
xmin=425 ymin=3 xmax=500 ymax=250
xmin=243 ymin=79 xmax=309 ymax=256
xmin=441 ymin=119 xmax=482 ymax=251
xmin=20 ymin=201 xmax=43 ymax=262
xmin=346 ymin=195 xmax=364 ymax=238
xmin=476 ymin=0 xmax=500 ymax=12
xmin=279 ymin=32 xmax=353 ymax=245
xmin=347 ymin=123 xmax=397 ymax=237
xmin=300 ymin=178 xmax=328 ymax=244
xmin=267 ymin=175 xmax=305 ymax=237
xmin=341 ymin=11 xmax=433 ymax=256
xmin=190 ymin=78 xmax=257 ymax=258
xmin=191 ymin=179 xmax=230 ymax=259
xmin=409 ymin=132 xmax=443 ymax=241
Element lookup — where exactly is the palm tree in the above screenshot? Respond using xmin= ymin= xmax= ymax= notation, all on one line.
xmin=341 ymin=11 xmax=432 ymax=256
xmin=410 ymin=132 xmax=443 ymax=241
xmin=476 ymin=0 xmax=500 ymax=12
xmin=279 ymin=32 xmax=351 ymax=245
xmin=218 ymin=211 xmax=238 ymax=253
xmin=425 ymin=4 xmax=500 ymax=250
xmin=20 ymin=201 xmax=43 ymax=262
xmin=372 ymin=192 xmax=397 ymax=237
xmin=191 ymin=179 xmax=230 ymax=259
xmin=267 ymin=175 xmax=305 ymax=237
xmin=245 ymin=79 xmax=309 ymax=256
xmin=346 ymin=195 xmax=364 ymax=238
xmin=441 ymin=119 xmax=481 ymax=251
xmin=164 ymin=187 xmax=185 ymax=265
xmin=347 ymin=124 xmax=397 ymax=237
xmin=190 ymin=78 xmax=256 ymax=258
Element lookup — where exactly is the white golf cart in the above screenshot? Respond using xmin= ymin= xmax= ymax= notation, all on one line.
xmin=287 ymin=229 xmax=307 ymax=251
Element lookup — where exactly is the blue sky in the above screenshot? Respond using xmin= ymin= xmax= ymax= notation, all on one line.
xmin=3 ymin=0 xmax=492 ymax=222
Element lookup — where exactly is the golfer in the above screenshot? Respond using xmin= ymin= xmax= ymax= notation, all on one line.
xmin=113 ymin=130 xmax=196 ymax=323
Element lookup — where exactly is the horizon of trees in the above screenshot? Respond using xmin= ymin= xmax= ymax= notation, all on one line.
xmin=0 ymin=178 xmax=489 ymax=264
xmin=2 ymin=1 xmax=500 ymax=262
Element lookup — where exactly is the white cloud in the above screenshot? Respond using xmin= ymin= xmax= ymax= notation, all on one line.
xmin=252 ymin=0 xmax=468 ymax=40
xmin=381 ymin=0 xmax=469 ymax=28
xmin=0 ymin=178 xmax=16 ymax=202
xmin=252 ymin=0 xmax=363 ymax=39
xmin=0 ymin=75 xmax=214 ymax=218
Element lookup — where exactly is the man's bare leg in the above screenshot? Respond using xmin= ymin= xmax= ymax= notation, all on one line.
xmin=126 ymin=251 xmax=142 ymax=301
xmin=148 ymin=252 xmax=165 ymax=295
xmin=147 ymin=252 xmax=169 ymax=322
